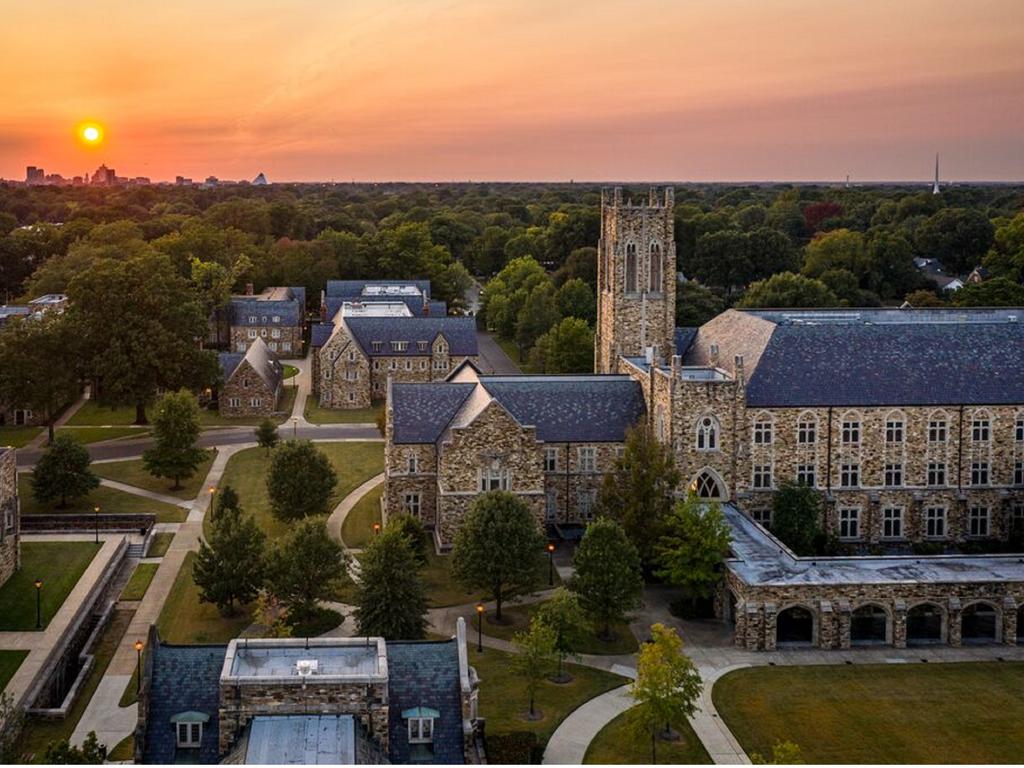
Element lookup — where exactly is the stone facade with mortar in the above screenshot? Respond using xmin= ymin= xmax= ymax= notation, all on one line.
xmin=219 ymin=358 xmax=281 ymax=418
xmin=0 ymin=448 xmax=20 ymax=588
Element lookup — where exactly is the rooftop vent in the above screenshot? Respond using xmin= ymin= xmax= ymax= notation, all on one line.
xmin=295 ymin=659 xmax=319 ymax=677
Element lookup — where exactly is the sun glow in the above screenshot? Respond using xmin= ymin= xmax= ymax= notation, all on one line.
xmin=79 ymin=123 xmax=103 ymax=145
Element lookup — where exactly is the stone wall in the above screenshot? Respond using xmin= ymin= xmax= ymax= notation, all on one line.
xmin=229 ymin=324 xmax=303 ymax=356
xmin=219 ymin=359 xmax=281 ymax=418
xmin=0 ymin=450 xmax=19 ymax=587
xmin=541 ymin=442 xmax=621 ymax=524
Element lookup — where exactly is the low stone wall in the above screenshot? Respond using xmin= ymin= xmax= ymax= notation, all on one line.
xmin=20 ymin=513 xmax=155 ymax=535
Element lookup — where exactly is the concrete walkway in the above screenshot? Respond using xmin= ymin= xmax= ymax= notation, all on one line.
xmin=326 ymin=472 xmax=385 ymax=549
xmin=285 ymin=355 xmax=310 ymax=425
xmin=542 ymin=685 xmax=632 ymax=765
xmin=24 ymin=389 xmax=91 ymax=450
xmin=70 ymin=675 xmax=136 ymax=750
xmin=98 ymin=478 xmax=192 ymax=508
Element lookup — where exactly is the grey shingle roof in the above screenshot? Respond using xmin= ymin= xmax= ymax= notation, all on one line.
xmin=220 ymin=339 xmax=283 ymax=390
xmin=386 ymin=640 xmax=464 ymax=764
xmin=391 ymin=383 xmax=476 ymax=443
xmin=326 ymin=279 xmax=431 ymax=298
xmin=746 ymin=314 xmax=1024 ymax=407
xmin=143 ymin=642 xmax=227 ymax=764
xmin=310 ymin=322 xmax=334 ymax=348
xmin=229 ymin=287 xmax=305 ymax=326
xmin=323 ymin=294 xmax=440 ymax=319
xmin=674 ymin=327 xmax=697 ymax=356
xmin=346 ymin=317 xmax=478 ymax=357
xmin=218 ymin=352 xmax=244 ymax=381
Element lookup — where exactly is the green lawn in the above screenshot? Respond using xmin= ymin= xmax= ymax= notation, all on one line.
xmin=120 ymin=563 xmax=158 ymax=601
xmin=211 ymin=442 xmax=384 ymax=540
xmin=471 ymin=645 xmax=626 ymax=750
xmin=0 ymin=426 xmax=43 ymax=448
xmin=0 ymin=649 xmax=29 ymax=693
xmin=463 ymin=602 xmax=637 ymax=655
xmin=14 ymin=608 xmax=134 ymax=763
xmin=200 ymin=384 xmax=298 ymax=427
xmin=340 ymin=486 xmax=382 ymax=548
xmin=147 ymin=531 xmax=175 ymax=557
xmin=57 ymin=426 xmax=150 ymax=444
xmin=93 ymin=451 xmax=216 ymax=500
xmin=713 ymin=663 xmax=1024 ymax=764
xmin=282 ymin=364 xmax=299 ymax=380
xmin=17 ymin=475 xmax=187 ymax=523
xmin=422 ymin=544 xmax=559 ymax=609
xmin=155 ymin=551 xmax=253 ymax=644
xmin=304 ymin=399 xmax=383 ymax=425
xmin=67 ymin=392 xmax=298 ymax=428
xmin=108 ymin=735 xmax=134 ymax=761
xmin=495 ymin=337 xmax=533 ymax=373
xmin=584 ymin=706 xmax=712 ymax=764
xmin=0 ymin=542 xmax=100 ymax=630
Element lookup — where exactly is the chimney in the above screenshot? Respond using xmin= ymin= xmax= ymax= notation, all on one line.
xmin=671 ymin=354 xmax=681 ymax=379
xmin=735 ymin=354 xmax=745 ymax=384
xmin=644 ymin=346 xmax=654 ymax=365
xmin=245 ymin=282 xmax=254 ymax=296
xmin=709 ymin=343 xmax=720 ymax=367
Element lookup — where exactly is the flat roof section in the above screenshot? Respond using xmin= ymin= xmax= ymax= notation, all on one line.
xmin=221 ymin=638 xmax=387 ymax=682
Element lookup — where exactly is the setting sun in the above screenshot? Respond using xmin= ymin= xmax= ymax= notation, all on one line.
xmin=79 ymin=123 xmax=103 ymax=145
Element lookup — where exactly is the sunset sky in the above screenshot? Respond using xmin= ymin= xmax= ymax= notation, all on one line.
xmin=1 ymin=0 xmax=1022 ymax=182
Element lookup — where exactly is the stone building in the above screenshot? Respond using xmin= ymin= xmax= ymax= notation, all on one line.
xmin=136 ymin=620 xmax=483 ymax=764
xmin=0 ymin=448 xmax=20 ymax=588
xmin=228 ymin=285 xmax=305 ymax=355
xmin=320 ymin=279 xmax=446 ymax=320
xmin=312 ymin=299 xmax=477 ymax=410
xmin=385 ymin=363 xmax=645 ymax=550
xmin=217 ymin=338 xmax=283 ymax=418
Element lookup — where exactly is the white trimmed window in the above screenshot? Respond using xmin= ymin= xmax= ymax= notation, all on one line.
xmin=373 ymin=360 xmax=381 ymax=370
xmin=248 ymin=315 xmax=256 ymax=324
xmin=545 ymin=491 xmax=558 ymax=521
xmin=968 ymin=506 xmax=990 ymax=537
xmin=544 ymin=448 xmax=558 ymax=472
xmin=841 ymin=418 xmax=860 ymax=445
xmin=176 ymin=722 xmax=202 ymax=748
xmin=970 ymin=461 xmax=990 ymax=486
xmin=578 ymin=447 xmax=597 ymax=472
xmin=348 ymin=392 xmax=355 ymax=402
xmin=882 ymin=507 xmax=903 ymax=539
xmin=1012 ymin=504 xmax=1024 ymax=534
xmin=971 ymin=417 xmax=990 ymax=443
xmin=371 ymin=341 xmax=383 ymax=353
xmin=752 ymin=464 xmax=772 ymax=489
xmin=4 ymin=503 xmax=14 ymax=531
xmin=406 ymin=452 xmax=418 ymax=474
xmin=228 ymin=397 xmax=240 ymax=408
xmin=579 ymin=490 xmax=597 ymax=520
xmin=925 ymin=507 xmax=946 ymax=538
xmin=268 ymin=342 xmax=278 ymax=352
xmin=408 ymin=717 xmax=434 ymax=744
xmin=271 ymin=328 xmax=281 ymax=338
xmin=797 ymin=417 xmax=816 ymax=445
xmin=1016 ymin=416 xmax=1024 ymax=442
xmin=272 ymin=315 xmax=280 ymax=323
xmin=348 ymin=350 xmax=357 ymax=361
xmin=752 ymin=418 xmax=773 ymax=445
xmin=696 ymin=416 xmax=718 ymax=451
xmin=884 ymin=463 xmax=903 ymax=487
xmin=248 ymin=329 xmax=257 ymax=339
xmin=928 ymin=418 xmax=947 ymax=443
xmin=927 ymin=462 xmax=946 ymax=486
xmin=838 ymin=508 xmax=860 ymax=540
xmin=885 ymin=418 xmax=904 ymax=443
xmin=840 ymin=462 xmax=859 ymax=488
xmin=404 ymin=493 xmax=421 ymax=517
xmin=418 ymin=340 xmax=428 ymax=352
xmin=282 ymin=342 xmax=291 ymax=352
xmin=250 ymin=398 xmax=261 ymax=408
xmin=480 ymin=465 xmax=510 ymax=492
xmin=796 ymin=464 xmax=815 ymax=487
xmin=345 ymin=370 xmax=358 ymax=381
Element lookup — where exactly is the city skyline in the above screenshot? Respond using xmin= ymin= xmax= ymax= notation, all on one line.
xmin=2 ymin=0 xmax=1023 ymax=182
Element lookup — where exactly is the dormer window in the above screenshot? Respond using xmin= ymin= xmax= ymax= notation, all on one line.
xmin=171 ymin=711 xmax=209 ymax=749
xmin=372 ymin=341 xmax=383 ymax=353
xmin=403 ymin=706 xmax=439 ymax=755
xmin=248 ymin=315 xmax=257 ymax=324
xmin=392 ymin=341 xmax=408 ymax=352
xmin=418 ymin=340 xmax=428 ymax=352
xmin=408 ymin=717 xmax=434 ymax=744
xmin=272 ymin=315 xmax=281 ymax=323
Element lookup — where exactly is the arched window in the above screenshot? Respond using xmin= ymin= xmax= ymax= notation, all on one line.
xmin=696 ymin=415 xmax=719 ymax=451
xmin=691 ymin=469 xmax=726 ymax=499
xmin=649 ymin=241 xmax=662 ymax=293
xmin=625 ymin=242 xmax=638 ymax=293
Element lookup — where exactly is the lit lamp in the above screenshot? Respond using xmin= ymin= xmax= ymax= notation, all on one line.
xmin=475 ymin=603 xmax=484 ymax=653
xmin=292 ymin=416 xmax=299 ymax=439
xmin=547 ymin=543 xmax=556 ymax=587
xmin=94 ymin=505 xmax=100 ymax=544
xmin=373 ymin=523 xmax=381 ymax=536
xmin=33 ymin=579 xmax=43 ymax=629
xmin=134 ymin=639 xmax=144 ymax=695
xmin=208 ymin=487 xmax=216 ymax=520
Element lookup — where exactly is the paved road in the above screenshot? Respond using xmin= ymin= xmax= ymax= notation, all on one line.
xmin=15 ymin=423 xmax=381 ymax=467
xmin=475 ymin=332 xmax=522 ymax=374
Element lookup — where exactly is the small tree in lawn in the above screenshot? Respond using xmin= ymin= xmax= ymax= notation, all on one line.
xmin=451 ymin=491 xmax=545 ymax=622
xmin=535 ymin=588 xmax=588 ymax=682
xmin=251 ymin=591 xmax=293 ymax=638
xmin=751 ymin=741 xmax=805 ymax=764
xmin=512 ymin=618 xmax=557 ymax=720
xmin=385 ymin=512 xmax=428 ymax=565
xmin=255 ymin=418 xmax=279 ymax=453
xmin=142 ymin=389 xmax=206 ymax=491
xmin=269 ymin=517 xmax=348 ymax=622
xmin=193 ymin=485 xmax=266 ymax=615
xmin=655 ymin=494 xmax=732 ymax=616
xmin=44 ymin=731 xmax=107 ymax=764
xmin=628 ymin=623 xmax=703 ymax=764
xmin=771 ymin=481 xmax=823 ymax=556
xmin=598 ymin=419 xmax=681 ymax=566
xmin=570 ymin=518 xmax=643 ymax=640
xmin=354 ymin=527 xmax=428 ymax=639
xmin=267 ymin=440 xmax=337 ymax=521
xmin=31 ymin=432 xmax=99 ymax=508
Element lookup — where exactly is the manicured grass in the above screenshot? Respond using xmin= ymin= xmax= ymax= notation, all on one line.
xmin=463 ymin=602 xmax=637 ymax=655
xmin=340 ymin=486 xmax=382 ymax=548
xmin=120 ymin=563 xmax=158 ymax=601
xmin=210 ymin=442 xmax=384 ymax=540
xmin=0 ymin=542 xmax=100 ymax=630
xmin=0 ymin=426 xmax=43 ymax=448
xmin=0 ymin=649 xmax=29 ymax=693
xmin=470 ymin=645 xmax=626 ymax=749
xmin=713 ymin=663 xmax=1024 ymax=764
xmin=200 ymin=385 xmax=298 ymax=427
xmin=66 ymin=401 xmax=140 ymax=426
xmin=94 ymin=450 xmax=215 ymax=500
xmin=57 ymin=426 xmax=149 ymax=444
xmin=17 ymin=475 xmax=187 ymax=523
xmin=422 ymin=543 xmax=560 ymax=609
xmin=584 ymin=706 xmax=712 ymax=764
xmin=147 ymin=531 xmax=175 ymax=557
xmin=304 ymin=398 xmax=383 ymax=425
xmin=495 ymin=337 xmax=534 ymax=373
xmin=155 ymin=551 xmax=253 ymax=644
xmin=282 ymin=364 xmax=299 ymax=380
xmin=108 ymin=735 xmax=134 ymax=761
xmin=14 ymin=608 xmax=134 ymax=763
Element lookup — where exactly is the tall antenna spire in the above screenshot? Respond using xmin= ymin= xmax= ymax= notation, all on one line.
xmin=932 ymin=153 xmax=940 ymax=195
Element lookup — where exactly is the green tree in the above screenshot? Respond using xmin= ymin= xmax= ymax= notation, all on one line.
xmin=982 ymin=212 xmax=1024 ymax=281
xmin=535 ymin=588 xmax=588 ymax=682
xmin=751 ymin=741 xmax=805 ymax=764
xmin=904 ymin=288 xmax=945 ymax=307
xmin=676 ymin=282 xmax=724 ymax=327
xmin=690 ymin=230 xmax=752 ymax=292
xmin=628 ymin=623 xmax=703 ymax=764
xmin=570 ymin=518 xmax=644 ymax=639
xmin=598 ymin=421 xmax=680 ymax=565
xmin=255 ymin=418 xmax=279 ymax=453
xmin=194 ymin=486 xmax=266 ymax=614
xmin=515 ymin=282 xmax=561 ymax=358
xmin=0 ymin=313 xmax=82 ymax=442
xmin=555 ymin=278 xmax=596 ymax=324
xmin=953 ymin=276 xmax=1024 ymax=307
xmin=354 ymin=528 xmax=428 ymax=639
xmin=142 ymin=390 xmax=207 ymax=491
xmin=385 ymin=512 xmax=428 ymax=565
xmin=266 ymin=440 xmax=338 ymax=521
xmin=655 ymin=494 xmax=731 ymax=610
xmin=771 ymin=481 xmax=823 ymax=556
xmin=915 ymin=208 xmax=994 ymax=274
xmin=864 ymin=230 xmax=920 ymax=299
xmin=737 ymin=272 xmax=840 ymax=309
xmin=269 ymin=517 xmax=348 ymax=620
xmin=802 ymin=229 xmax=867 ymax=279
xmin=528 ymin=317 xmax=593 ymax=373
xmin=480 ymin=257 xmax=549 ymax=337
xmin=451 ymin=491 xmax=545 ymax=621
xmin=512 ymin=618 xmax=558 ymax=719
xmin=44 ymin=732 xmax=107 ymax=764
xmin=31 ymin=432 xmax=99 ymax=508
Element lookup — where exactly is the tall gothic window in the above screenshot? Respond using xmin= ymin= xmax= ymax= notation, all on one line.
xmin=649 ymin=242 xmax=662 ymax=293
xmin=696 ymin=415 xmax=718 ymax=451
xmin=625 ymin=242 xmax=638 ymax=293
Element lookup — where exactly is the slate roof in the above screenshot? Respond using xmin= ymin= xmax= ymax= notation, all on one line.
xmin=218 ymin=352 xmax=245 ymax=381
xmin=345 ymin=317 xmax=478 ymax=357
xmin=310 ymin=322 xmax=334 ymax=348
xmin=745 ymin=312 xmax=1024 ymax=407
xmin=391 ymin=383 xmax=476 ymax=443
xmin=219 ymin=338 xmax=283 ymax=390
xmin=674 ymin=326 xmax=698 ymax=356
xmin=386 ymin=640 xmax=465 ymax=764
xmin=326 ymin=279 xmax=431 ymax=298
xmin=323 ymin=294 xmax=439 ymax=320
xmin=143 ymin=642 xmax=227 ymax=765
xmin=229 ymin=286 xmax=305 ymax=326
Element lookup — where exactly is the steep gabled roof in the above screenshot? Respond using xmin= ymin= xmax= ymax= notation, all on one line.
xmin=345 ymin=317 xmax=477 ymax=357
xmin=674 ymin=327 xmax=698 ymax=357
xmin=310 ymin=322 xmax=334 ymax=349
xmin=229 ymin=286 xmax=305 ymax=326
xmin=391 ymin=383 xmax=477 ymax=443
xmin=220 ymin=338 xmax=283 ymax=390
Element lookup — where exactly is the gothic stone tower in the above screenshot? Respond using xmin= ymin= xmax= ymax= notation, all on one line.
xmin=595 ymin=186 xmax=676 ymax=373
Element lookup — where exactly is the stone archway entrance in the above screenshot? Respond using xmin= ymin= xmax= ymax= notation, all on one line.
xmin=691 ymin=469 xmax=726 ymax=500
xmin=962 ymin=603 xmax=998 ymax=644
xmin=777 ymin=606 xmax=814 ymax=645
xmin=851 ymin=604 xmax=888 ymax=645
xmin=907 ymin=603 xmax=944 ymax=644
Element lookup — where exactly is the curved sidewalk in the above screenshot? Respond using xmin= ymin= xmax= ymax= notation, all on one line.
xmin=542 ymin=685 xmax=633 ymax=764
xmin=326 ymin=472 xmax=385 ymax=549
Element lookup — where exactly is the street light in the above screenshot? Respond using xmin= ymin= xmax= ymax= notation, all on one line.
xmin=291 ymin=416 xmax=299 ymax=439
xmin=208 ymin=487 xmax=216 ymax=520
xmin=475 ymin=603 xmax=484 ymax=653
xmin=373 ymin=523 xmax=381 ymax=536
xmin=94 ymin=506 xmax=100 ymax=544
xmin=547 ymin=543 xmax=555 ymax=587
xmin=33 ymin=579 xmax=43 ymax=629
xmin=134 ymin=639 xmax=144 ymax=695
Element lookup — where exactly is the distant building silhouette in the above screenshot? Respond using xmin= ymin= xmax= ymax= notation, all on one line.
xmin=932 ymin=153 xmax=941 ymax=194
xmin=252 ymin=172 xmax=268 ymax=185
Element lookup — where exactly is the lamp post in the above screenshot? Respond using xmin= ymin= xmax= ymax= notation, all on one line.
xmin=208 ymin=487 xmax=216 ymax=520
xmin=33 ymin=579 xmax=43 ymax=629
xmin=94 ymin=506 xmax=100 ymax=544
xmin=134 ymin=639 xmax=144 ymax=695
xmin=373 ymin=522 xmax=381 ymax=536
xmin=547 ymin=543 xmax=555 ymax=587
xmin=475 ymin=603 xmax=484 ymax=653
xmin=292 ymin=416 xmax=298 ymax=439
